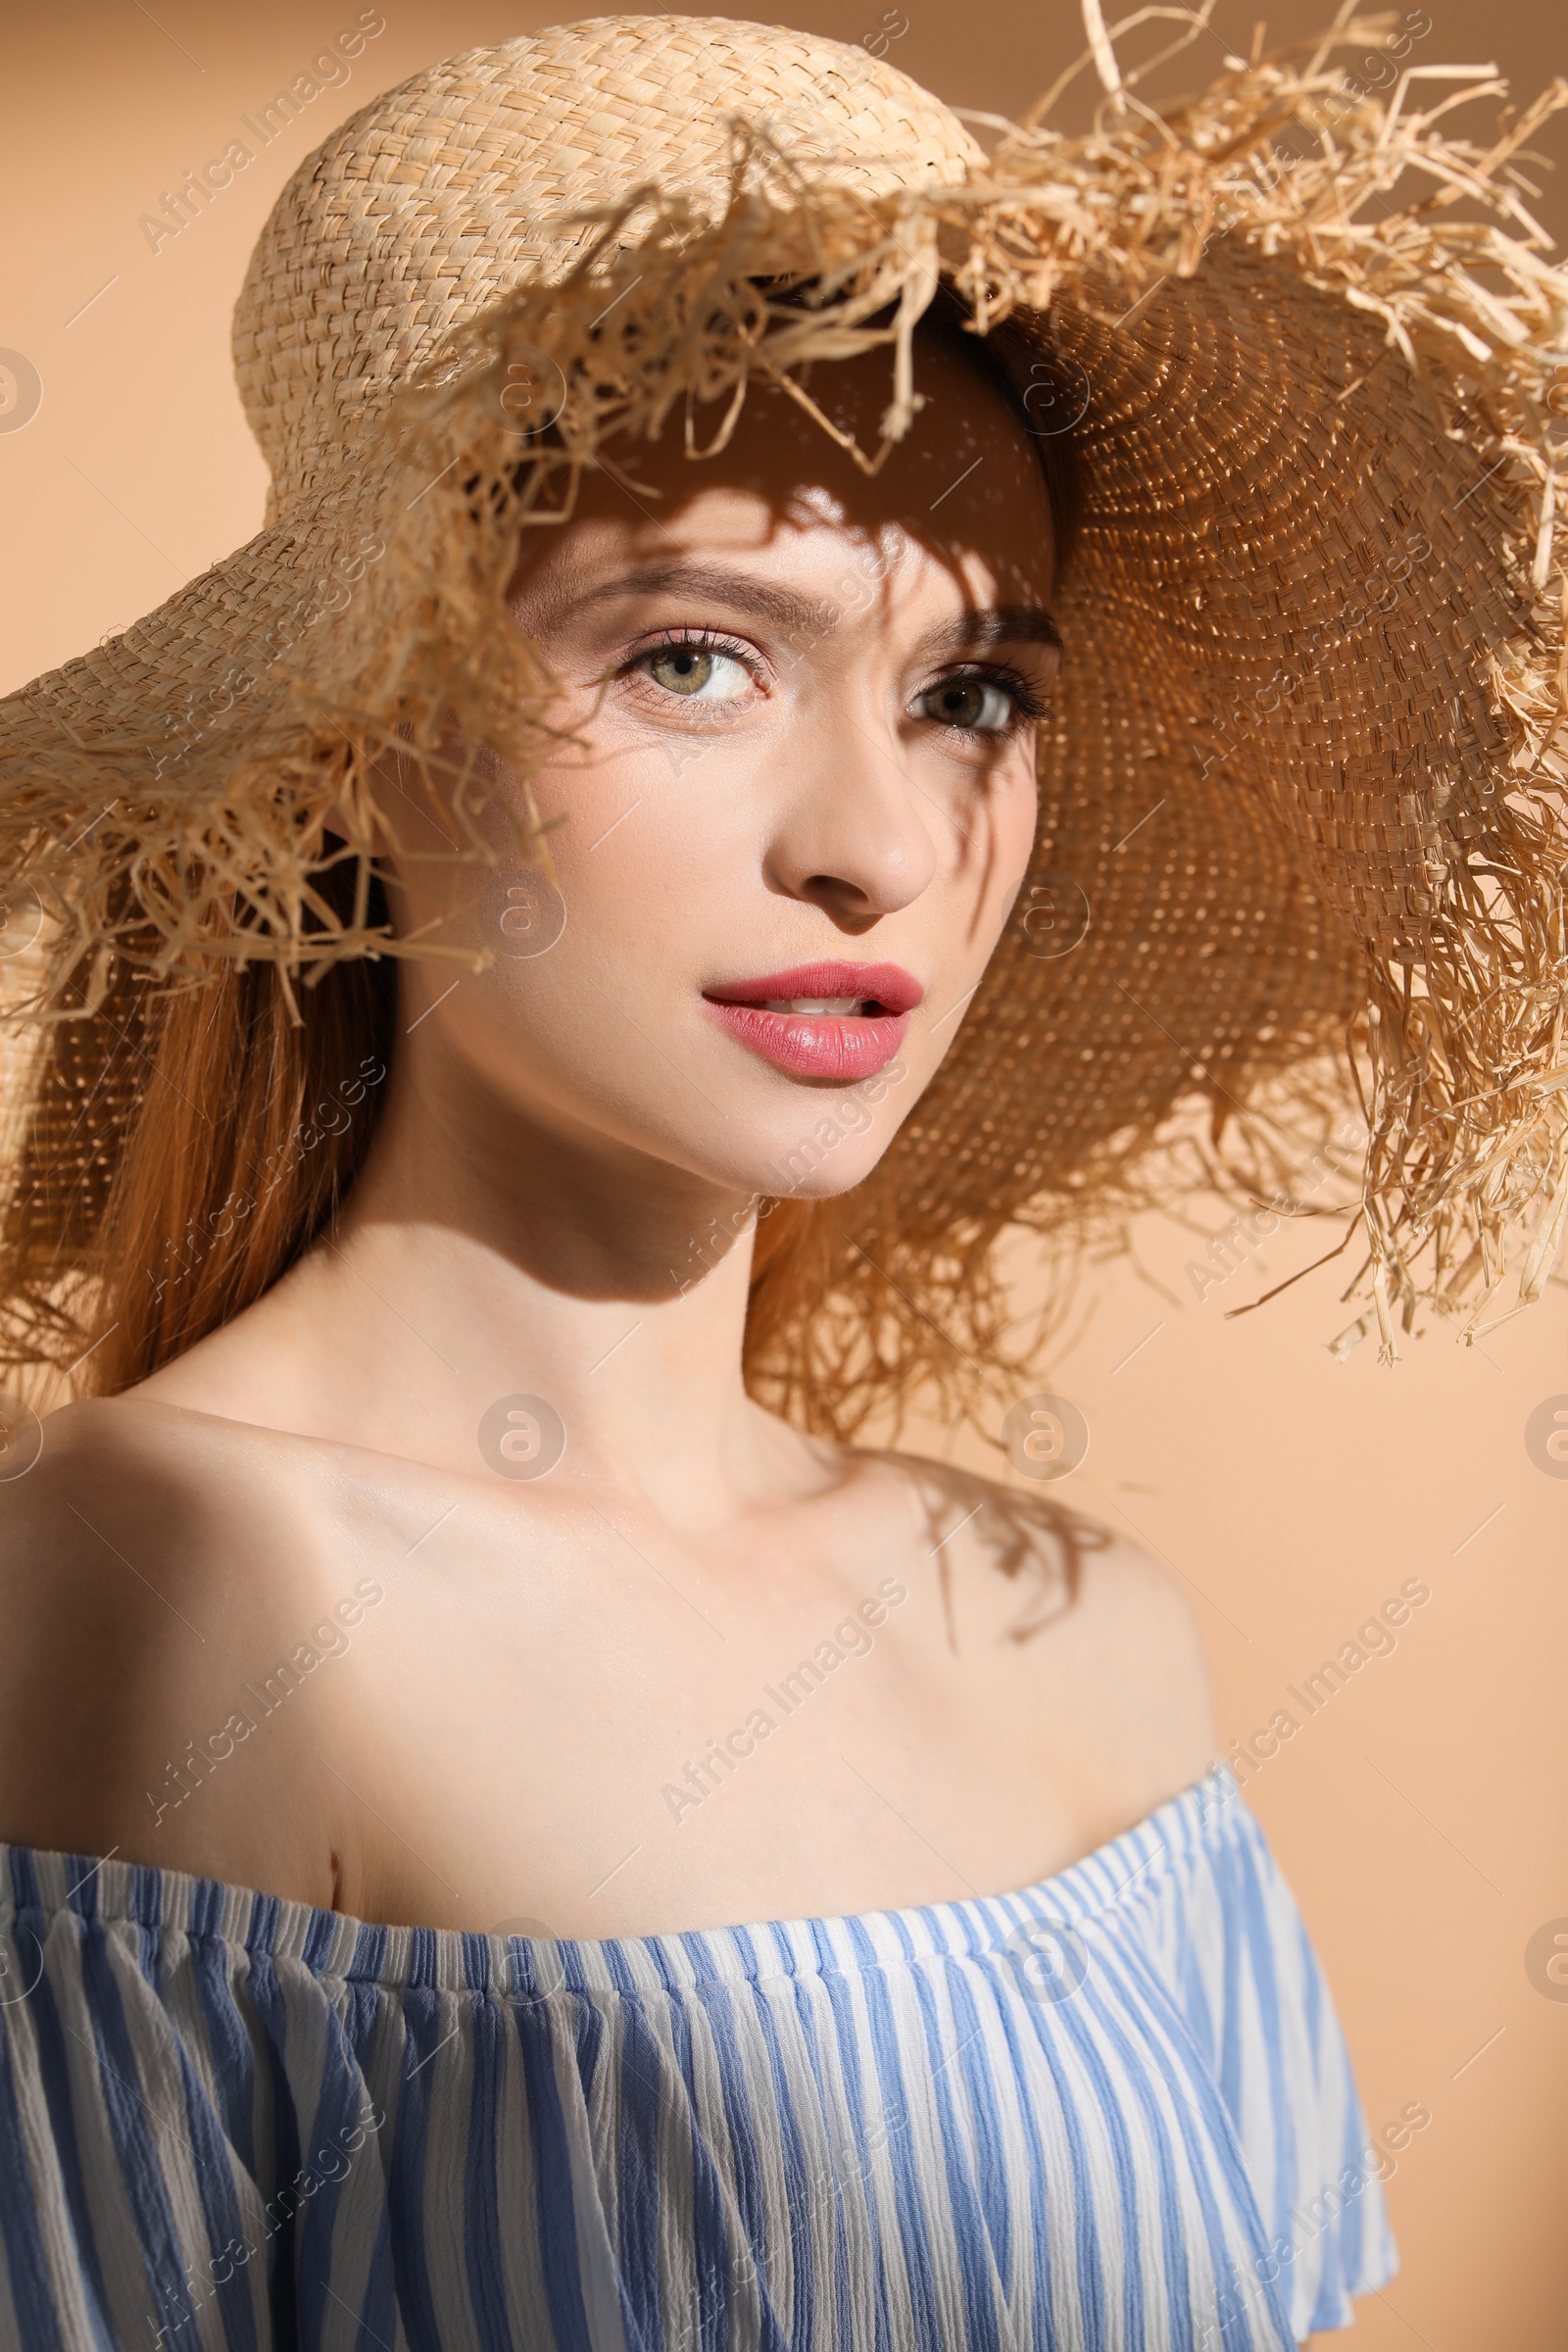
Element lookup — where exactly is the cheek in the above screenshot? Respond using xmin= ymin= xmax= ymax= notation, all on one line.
xmin=539 ymin=749 xmax=760 ymax=967
xmin=1003 ymin=752 xmax=1042 ymax=874
xmin=436 ymin=766 xmax=740 ymax=1090
xmin=967 ymin=751 xmax=1041 ymax=930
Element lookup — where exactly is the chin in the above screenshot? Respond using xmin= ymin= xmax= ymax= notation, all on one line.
xmin=744 ymin=1134 xmax=896 ymax=1205
xmin=726 ymin=1054 xmax=912 ymax=1201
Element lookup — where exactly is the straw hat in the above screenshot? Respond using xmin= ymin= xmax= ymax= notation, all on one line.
xmin=2 ymin=9 xmax=1567 ymax=1393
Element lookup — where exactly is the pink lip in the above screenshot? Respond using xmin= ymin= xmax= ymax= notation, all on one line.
xmin=702 ymin=960 xmax=922 ymax=1082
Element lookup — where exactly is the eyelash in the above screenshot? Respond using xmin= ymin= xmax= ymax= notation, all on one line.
xmin=925 ymin=662 xmax=1049 ymax=731
xmin=622 ymin=630 xmax=1049 ymax=731
xmin=624 ymin=627 xmax=759 ymax=683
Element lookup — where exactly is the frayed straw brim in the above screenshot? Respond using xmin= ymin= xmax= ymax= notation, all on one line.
xmin=2 ymin=10 xmax=1567 ymax=1387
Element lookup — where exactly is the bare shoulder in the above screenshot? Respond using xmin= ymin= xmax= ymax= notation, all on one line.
xmin=0 ymin=1393 xmax=326 ymax=1612
xmin=872 ymin=1447 xmax=1219 ymax=1808
xmin=874 ymin=1446 xmax=1203 ymax=1640
xmin=0 ymin=1396 xmax=365 ymax=1899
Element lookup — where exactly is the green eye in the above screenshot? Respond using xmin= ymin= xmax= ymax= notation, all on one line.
xmin=648 ymin=646 xmax=715 ymax=695
xmin=639 ymin=642 xmax=753 ymax=702
xmin=918 ymin=677 xmax=1016 ymax=731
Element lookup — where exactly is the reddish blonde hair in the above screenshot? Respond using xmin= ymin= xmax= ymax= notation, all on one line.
xmin=0 ymin=311 xmax=1072 ymax=1435
xmin=5 ymin=931 xmax=972 ymax=1433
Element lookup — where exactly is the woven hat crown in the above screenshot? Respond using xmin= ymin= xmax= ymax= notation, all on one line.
xmin=236 ymin=17 xmax=983 ymax=517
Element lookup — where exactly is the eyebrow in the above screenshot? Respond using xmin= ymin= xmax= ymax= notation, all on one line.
xmin=918 ymin=607 xmax=1063 ymax=662
xmin=550 ymin=562 xmax=839 ymax=640
xmin=544 ymin=561 xmax=1061 ymax=661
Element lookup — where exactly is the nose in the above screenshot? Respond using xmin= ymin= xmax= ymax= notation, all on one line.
xmin=761 ymin=701 xmax=939 ymax=926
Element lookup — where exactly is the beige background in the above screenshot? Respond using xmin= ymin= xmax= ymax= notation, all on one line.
xmin=3 ymin=1 xmax=1565 ymax=2342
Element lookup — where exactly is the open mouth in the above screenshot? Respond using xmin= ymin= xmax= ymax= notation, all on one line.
xmin=759 ymin=994 xmax=879 ymax=1016
xmin=702 ymin=961 xmax=922 ymax=1081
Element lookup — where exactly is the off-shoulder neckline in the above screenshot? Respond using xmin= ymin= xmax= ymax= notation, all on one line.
xmin=0 ymin=1761 xmax=1249 ymax=1993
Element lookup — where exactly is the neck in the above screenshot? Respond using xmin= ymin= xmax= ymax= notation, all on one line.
xmin=187 ymin=1025 xmax=822 ymax=1528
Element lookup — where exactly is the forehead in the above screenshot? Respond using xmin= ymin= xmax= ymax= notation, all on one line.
xmin=518 ymin=332 xmax=1056 ymax=608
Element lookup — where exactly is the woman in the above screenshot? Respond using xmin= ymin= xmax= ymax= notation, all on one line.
xmin=0 ymin=12 xmax=1561 ymax=2347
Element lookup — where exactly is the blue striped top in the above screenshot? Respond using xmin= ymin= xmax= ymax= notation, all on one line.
xmin=0 ymin=1765 xmax=1395 ymax=2349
